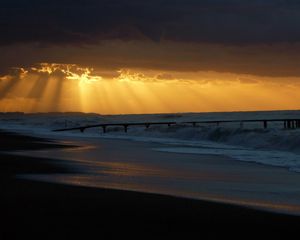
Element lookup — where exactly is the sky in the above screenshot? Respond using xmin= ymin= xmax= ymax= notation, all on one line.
xmin=1 ymin=0 xmax=300 ymax=114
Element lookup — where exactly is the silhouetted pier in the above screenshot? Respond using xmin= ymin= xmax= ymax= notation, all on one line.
xmin=183 ymin=119 xmax=300 ymax=129
xmin=53 ymin=119 xmax=300 ymax=133
xmin=53 ymin=122 xmax=176 ymax=133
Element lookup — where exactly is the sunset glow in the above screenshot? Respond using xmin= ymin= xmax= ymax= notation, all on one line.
xmin=1 ymin=1 xmax=300 ymax=114
xmin=0 ymin=63 xmax=300 ymax=114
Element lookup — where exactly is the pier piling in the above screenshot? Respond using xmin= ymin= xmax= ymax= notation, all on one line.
xmin=263 ymin=121 xmax=268 ymax=129
xmin=287 ymin=120 xmax=291 ymax=129
xmin=124 ymin=125 xmax=128 ymax=133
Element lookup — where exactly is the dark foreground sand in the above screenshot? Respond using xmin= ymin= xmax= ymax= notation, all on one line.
xmin=1 ymin=130 xmax=300 ymax=239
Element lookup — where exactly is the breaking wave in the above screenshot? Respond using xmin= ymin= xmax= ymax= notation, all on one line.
xmin=1 ymin=111 xmax=300 ymax=172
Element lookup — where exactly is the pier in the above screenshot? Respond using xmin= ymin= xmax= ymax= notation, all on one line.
xmin=183 ymin=119 xmax=300 ymax=130
xmin=52 ymin=118 xmax=300 ymax=133
xmin=53 ymin=122 xmax=176 ymax=133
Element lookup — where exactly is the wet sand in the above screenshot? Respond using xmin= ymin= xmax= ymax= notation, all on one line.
xmin=1 ymin=130 xmax=300 ymax=238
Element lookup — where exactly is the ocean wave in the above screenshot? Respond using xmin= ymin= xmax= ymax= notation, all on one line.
xmin=1 ymin=111 xmax=300 ymax=172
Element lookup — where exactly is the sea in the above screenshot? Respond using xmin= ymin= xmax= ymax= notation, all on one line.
xmin=1 ymin=110 xmax=300 ymax=215
xmin=1 ymin=110 xmax=300 ymax=172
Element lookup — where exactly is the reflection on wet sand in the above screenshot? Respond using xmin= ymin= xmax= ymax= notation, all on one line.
xmin=18 ymin=137 xmax=300 ymax=216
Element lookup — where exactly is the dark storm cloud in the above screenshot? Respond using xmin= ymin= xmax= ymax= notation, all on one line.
xmin=2 ymin=0 xmax=300 ymax=78
xmin=2 ymin=0 xmax=300 ymax=45
xmin=2 ymin=41 xmax=300 ymax=77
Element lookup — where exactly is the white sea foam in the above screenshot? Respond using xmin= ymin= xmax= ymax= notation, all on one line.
xmin=1 ymin=111 xmax=300 ymax=172
xmin=154 ymin=147 xmax=300 ymax=173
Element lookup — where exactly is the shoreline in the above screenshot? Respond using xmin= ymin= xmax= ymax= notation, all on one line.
xmin=1 ymin=130 xmax=300 ymax=238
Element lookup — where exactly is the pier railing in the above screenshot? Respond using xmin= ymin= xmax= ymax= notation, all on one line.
xmin=53 ymin=118 xmax=300 ymax=133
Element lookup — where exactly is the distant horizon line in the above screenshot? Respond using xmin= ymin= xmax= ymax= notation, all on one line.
xmin=0 ymin=109 xmax=299 ymax=116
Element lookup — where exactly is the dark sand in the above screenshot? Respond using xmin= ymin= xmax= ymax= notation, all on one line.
xmin=1 ymin=130 xmax=299 ymax=239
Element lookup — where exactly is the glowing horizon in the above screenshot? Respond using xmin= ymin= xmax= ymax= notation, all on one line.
xmin=0 ymin=63 xmax=300 ymax=115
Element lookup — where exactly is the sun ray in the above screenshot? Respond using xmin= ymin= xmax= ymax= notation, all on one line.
xmin=1 ymin=63 xmax=300 ymax=113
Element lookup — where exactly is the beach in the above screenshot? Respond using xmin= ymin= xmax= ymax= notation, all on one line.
xmin=1 ymin=130 xmax=300 ymax=238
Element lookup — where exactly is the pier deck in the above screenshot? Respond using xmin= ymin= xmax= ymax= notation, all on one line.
xmin=53 ymin=118 xmax=300 ymax=133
